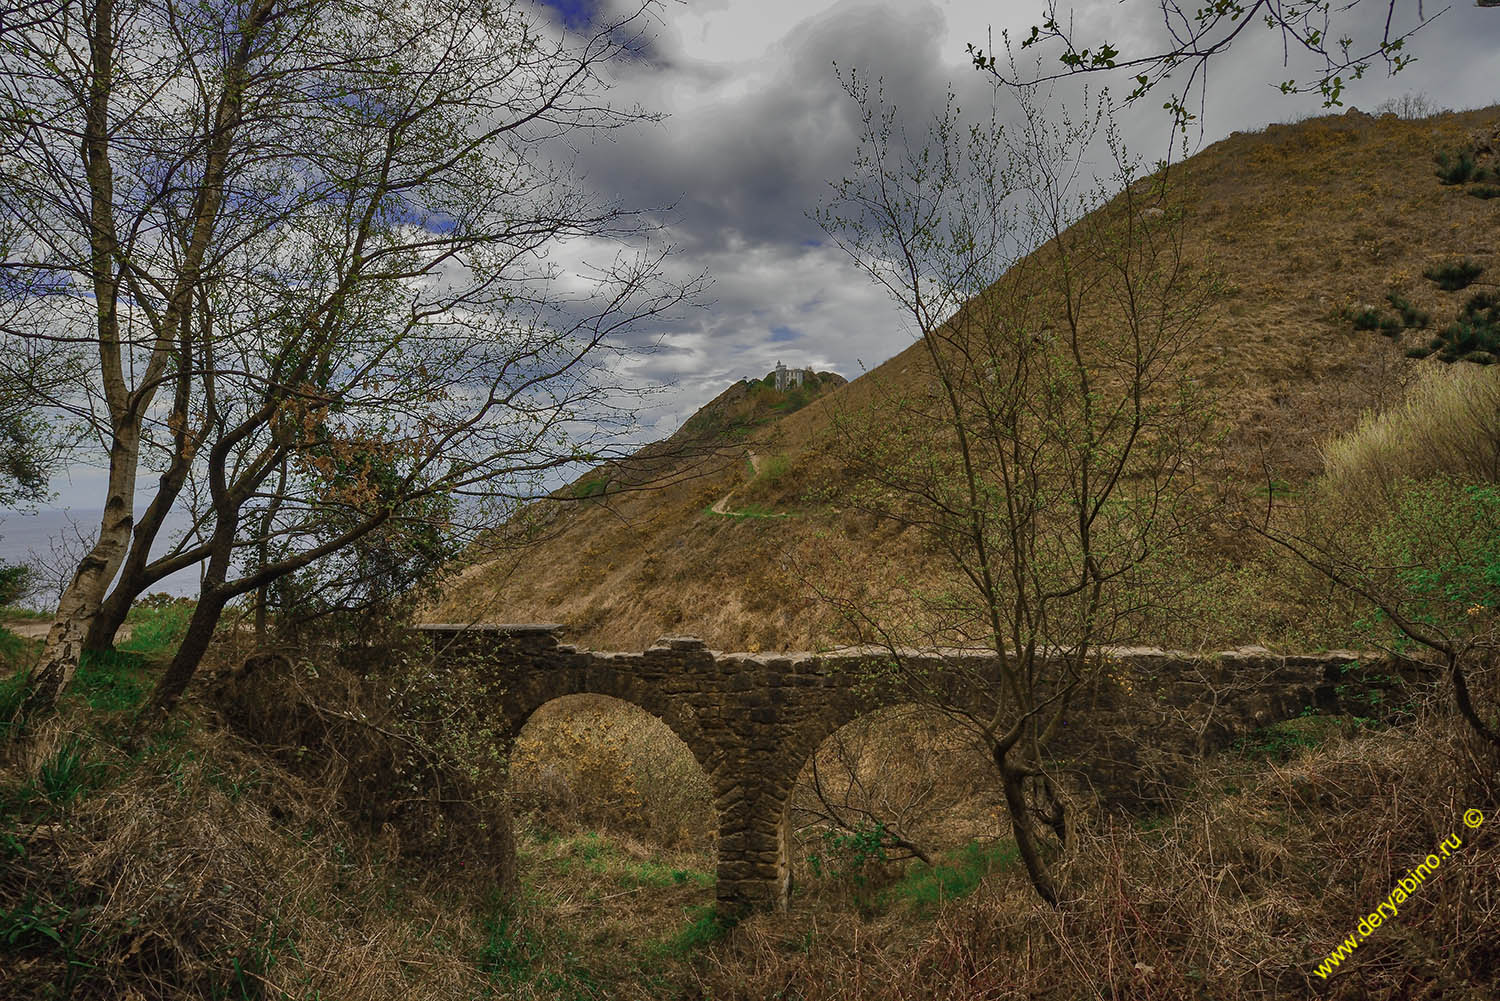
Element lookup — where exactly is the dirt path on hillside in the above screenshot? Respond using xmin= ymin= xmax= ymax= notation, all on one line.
xmin=709 ymin=451 xmax=762 ymax=516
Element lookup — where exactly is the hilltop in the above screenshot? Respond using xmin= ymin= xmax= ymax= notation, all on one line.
xmin=431 ymin=105 xmax=1500 ymax=651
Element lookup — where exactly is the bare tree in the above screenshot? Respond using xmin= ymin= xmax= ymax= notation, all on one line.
xmin=810 ymin=79 xmax=1220 ymax=904
xmin=969 ymin=0 xmax=1474 ymax=135
xmin=23 ymin=516 xmax=99 ymax=610
xmin=0 ymin=0 xmax=703 ymax=717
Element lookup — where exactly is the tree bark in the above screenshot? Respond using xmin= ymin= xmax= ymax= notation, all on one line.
xmin=994 ymin=741 xmax=1060 ymax=907
xmin=144 ymin=520 xmax=238 ymax=718
xmin=23 ymin=438 xmax=139 ymax=715
xmin=146 ymin=587 xmax=228 ymax=718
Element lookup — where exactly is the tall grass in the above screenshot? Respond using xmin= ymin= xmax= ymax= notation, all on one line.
xmin=1320 ymin=364 xmax=1500 ymax=497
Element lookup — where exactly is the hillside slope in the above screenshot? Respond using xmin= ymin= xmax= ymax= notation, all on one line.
xmin=431 ymin=106 xmax=1500 ymax=651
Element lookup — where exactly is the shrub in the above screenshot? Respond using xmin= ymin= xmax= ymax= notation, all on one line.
xmin=0 ymin=563 xmax=31 ymax=607
xmin=215 ymin=632 xmax=517 ymax=878
xmin=1384 ymin=290 xmax=1430 ymax=329
xmin=1429 ymin=290 xmax=1500 ymax=364
xmin=1436 ymin=315 xmax=1500 ymax=362
xmin=1434 ymin=148 xmax=1489 ymax=185
xmin=755 ymin=453 xmax=791 ymax=485
xmin=1423 ymin=259 xmax=1484 ymax=291
xmin=1471 ymin=185 xmax=1500 ymax=200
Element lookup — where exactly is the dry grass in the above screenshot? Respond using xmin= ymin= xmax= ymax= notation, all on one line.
xmin=4 ymin=631 xmax=1497 ymax=999
xmin=695 ymin=715 xmax=1500 ymax=1001
xmin=1320 ymin=363 xmax=1500 ymax=497
xmin=511 ymin=694 xmax=716 ymax=850
xmin=0 ymin=710 xmax=500 ymax=1000
xmin=431 ymin=106 xmax=1500 ymax=654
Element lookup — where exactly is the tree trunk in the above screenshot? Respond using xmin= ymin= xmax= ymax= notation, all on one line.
xmin=145 ymin=587 xmax=228 ymax=718
xmin=22 ymin=441 xmax=139 ymax=716
xmin=84 ymin=487 xmax=194 ymax=653
xmin=144 ymin=515 xmax=238 ymax=718
xmin=84 ymin=579 xmax=133 ymax=653
xmin=994 ymin=742 xmax=1060 ymax=907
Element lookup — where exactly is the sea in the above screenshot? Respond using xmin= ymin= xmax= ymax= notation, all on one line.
xmin=0 ymin=507 xmax=202 ymax=608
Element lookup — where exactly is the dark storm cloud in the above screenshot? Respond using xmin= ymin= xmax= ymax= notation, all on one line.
xmin=551 ymin=0 xmax=1497 ymax=449
xmin=576 ymin=0 xmax=995 ymax=255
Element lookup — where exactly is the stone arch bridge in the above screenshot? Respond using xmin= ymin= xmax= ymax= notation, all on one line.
xmin=415 ymin=623 xmax=1427 ymax=917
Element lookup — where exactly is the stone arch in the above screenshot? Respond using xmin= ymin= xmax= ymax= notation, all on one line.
xmin=774 ymin=702 xmax=996 ymax=894
xmin=508 ymin=691 xmax=721 ymax=852
xmin=497 ymin=661 xmax=725 ymax=782
xmin=417 ymin=625 xmax=1425 ymax=916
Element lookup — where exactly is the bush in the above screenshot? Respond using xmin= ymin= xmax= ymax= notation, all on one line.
xmin=1471 ymin=185 xmax=1500 ymax=200
xmin=0 ymin=563 xmax=31 ymax=608
xmin=1427 ymin=290 xmax=1500 ymax=364
xmin=1434 ymin=149 xmax=1490 ymax=185
xmin=215 ymin=631 xmax=516 ymax=879
xmin=1423 ymin=259 xmax=1485 ymax=291
xmin=1384 ymin=290 xmax=1430 ymax=329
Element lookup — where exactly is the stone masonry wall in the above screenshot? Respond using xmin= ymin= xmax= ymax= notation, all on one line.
xmin=415 ymin=624 xmax=1433 ymax=917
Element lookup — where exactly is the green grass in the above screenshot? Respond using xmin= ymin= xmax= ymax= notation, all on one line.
xmin=1230 ymin=716 xmax=1371 ymax=763
xmin=0 ymin=669 xmax=25 ymax=739
xmin=0 ymin=607 xmax=53 ymax=621
xmin=35 ymin=740 xmax=99 ymax=805
xmin=0 ymin=625 xmax=34 ymax=667
xmin=882 ymin=839 xmax=1019 ymax=913
xmin=652 ymin=904 xmax=729 ymax=957
xmin=477 ymin=906 xmax=540 ymax=986
xmin=568 ymin=476 xmax=610 ymax=501
xmin=119 ymin=600 xmax=194 ymax=657
xmin=72 ymin=650 xmax=150 ymax=713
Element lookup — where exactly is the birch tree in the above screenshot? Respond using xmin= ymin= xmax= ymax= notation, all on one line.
xmin=0 ymin=0 xmax=698 ymax=715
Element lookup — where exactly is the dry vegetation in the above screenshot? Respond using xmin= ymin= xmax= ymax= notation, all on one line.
xmin=2 ymin=601 xmax=1497 ymax=999
xmin=431 ymin=105 xmax=1500 ymax=654
xmin=5 ymin=107 xmax=1500 ymax=1001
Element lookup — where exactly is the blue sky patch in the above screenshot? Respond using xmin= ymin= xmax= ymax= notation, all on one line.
xmin=769 ymin=325 xmax=802 ymax=343
xmin=536 ymin=0 xmax=599 ymax=29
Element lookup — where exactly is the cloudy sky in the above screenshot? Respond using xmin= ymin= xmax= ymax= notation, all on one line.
xmin=528 ymin=0 xmax=1500 ymax=441
xmin=20 ymin=0 xmax=1500 ymax=522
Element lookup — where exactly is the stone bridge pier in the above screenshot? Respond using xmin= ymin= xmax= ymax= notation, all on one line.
xmin=415 ymin=623 xmax=1429 ymax=918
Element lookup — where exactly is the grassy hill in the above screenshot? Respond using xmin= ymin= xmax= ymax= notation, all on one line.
xmin=431 ymin=105 xmax=1500 ymax=652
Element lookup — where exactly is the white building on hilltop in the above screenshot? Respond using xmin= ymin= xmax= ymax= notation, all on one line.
xmin=772 ymin=360 xmax=812 ymax=392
